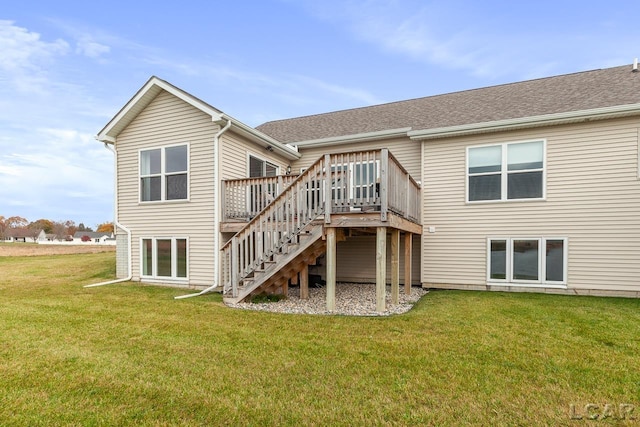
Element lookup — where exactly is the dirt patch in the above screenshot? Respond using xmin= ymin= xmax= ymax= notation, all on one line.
xmin=0 ymin=244 xmax=116 ymax=257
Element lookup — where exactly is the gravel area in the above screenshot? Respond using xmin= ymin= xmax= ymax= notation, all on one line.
xmin=227 ymin=283 xmax=428 ymax=316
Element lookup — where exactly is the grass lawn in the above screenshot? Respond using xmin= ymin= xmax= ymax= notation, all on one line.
xmin=1 ymin=250 xmax=639 ymax=426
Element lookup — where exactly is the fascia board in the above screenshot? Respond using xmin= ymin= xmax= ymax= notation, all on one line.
xmin=409 ymin=103 xmax=640 ymax=141
xmin=217 ymin=115 xmax=301 ymax=160
xmin=97 ymin=76 xmax=224 ymax=143
xmin=293 ymin=127 xmax=412 ymax=148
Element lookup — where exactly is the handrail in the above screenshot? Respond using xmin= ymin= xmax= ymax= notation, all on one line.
xmin=221 ymin=154 xmax=328 ymax=296
xmin=222 ymin=174 xmax=298 ymax=221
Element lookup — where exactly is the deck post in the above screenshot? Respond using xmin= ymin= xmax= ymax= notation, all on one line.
xmin=220 ymin=180 xmax=226 ymax=222
xmin=404 ymin=232 xmax=412 ymax=295
xmin=326 ymin=227 xmax=336 ymax=312
xmin=300 ymin=264 xmax=309 ymax=300
xmin=324 ymin=154 xmax=332 ymax=224
xmin=380 ymin=149 xmax=389 ymax=222
xmin=376 ymin=226 xmax=386 ymax=313
xmin=231 ymin=236 xmax=239 ymax=298
xmin=391 ymin=229 xmax=400 ymax=305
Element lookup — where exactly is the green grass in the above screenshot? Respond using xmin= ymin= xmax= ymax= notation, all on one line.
xmin=1 ymin=252 xmax=640 ymax=425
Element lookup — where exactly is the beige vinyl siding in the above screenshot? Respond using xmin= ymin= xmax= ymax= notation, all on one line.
xmin=306 ymin=235 xmax=420 ymax=285
xmin=293 ymin=136 xmax=421 ymax=179
xmin=422 ymin=116 xmax=640 ymax=292
xmin=116 ymin=90 xmax=218 ymax=287
xmin=337 ymin=235 xmax=420 ymax=284
xmin=219 ymin=132 xmax=290 ymax=180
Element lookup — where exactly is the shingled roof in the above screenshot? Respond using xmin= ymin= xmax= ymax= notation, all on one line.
xmin=256 ymin=64 xmax=640 ymax=143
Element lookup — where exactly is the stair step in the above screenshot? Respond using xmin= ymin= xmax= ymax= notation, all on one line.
xmin=225 ymin=224 xmax=325 ymax=304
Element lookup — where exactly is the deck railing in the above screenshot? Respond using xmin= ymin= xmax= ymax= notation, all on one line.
xmin=221 ymin=175 xmax=298 ymax=221
xmin=221 ymin=149 xmax=421 ymax=296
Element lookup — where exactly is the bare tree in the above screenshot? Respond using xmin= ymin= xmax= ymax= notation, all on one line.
xmin=6 ymin=216 xmax=28 ymax=228
xmin=26 ymin=223 xmax=43 ymax=241
xmin=52 ymin=221 xmax=69 ymax=241
xmin=0 ymin=216 xmax=6 ymax=240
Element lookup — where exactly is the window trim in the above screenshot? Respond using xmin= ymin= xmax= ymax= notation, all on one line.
xmin=247 ymin=152 xmax=279 ymax=178
xmin=466 ymin=139 xmax=546 ymax=203
xmin=140 ymin=237 xmax=189 ymax=283
xmin=139 ymin=143 xmax=190 ymax=204
xmin=487 ymin=237 xmax=567 ymax=287
xmin=327 ymin=159 xmax=381 ymax=201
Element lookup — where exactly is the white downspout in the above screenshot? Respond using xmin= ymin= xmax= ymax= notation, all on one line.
xmin=84 ymin=142 xmax=133 ymax=287
xmin=175 ymin=117 xmax=232 ymax=299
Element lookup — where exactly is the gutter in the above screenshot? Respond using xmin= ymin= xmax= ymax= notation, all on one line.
xmin=408 ymin=103 xmax=640 ymax=141
xmin=174 ymin=117 xmax=232 ymax=300
xmin=84 ymin=142 xmax=132 ymax=287
xmin=218 ymin=114 xmax=301 ymax=160
xmin=291 ymin=127 xmax=412 ymax=148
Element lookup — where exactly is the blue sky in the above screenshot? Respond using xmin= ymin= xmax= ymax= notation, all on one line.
xmin=1 ymin=0 xmax=639 ymax=227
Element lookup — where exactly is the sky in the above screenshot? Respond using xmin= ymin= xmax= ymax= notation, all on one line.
xmin=1 ymin=0 xmax=639 ymax=228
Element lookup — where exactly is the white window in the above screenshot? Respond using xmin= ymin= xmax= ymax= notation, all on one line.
xmin=140 ymin=145 xmax=188 ymax=202
xmin=468 ymin=140 xmax=545 ymax=202
xmin=329 ymin=160 xmax=380 ymax=201
xmin=487 ymin=237 xmax=567 ymax=286
xmin=249 ymin=155 xmax=278 ymax=178
xmin=141 ymin=237 xmax=188 ymax=280
xmin=247 ymin=155 xmax=279 ymax=213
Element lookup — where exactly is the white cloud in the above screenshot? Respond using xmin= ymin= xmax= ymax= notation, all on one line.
xmin=0 ymin=127 xmax=113 ymax=224
xmin=296 ymin=0 xmax=639 ymax=81
xmin=0 ymin=20 xmax=71 ymax=96
xmin=0 ymin=20 xmax=69 ymax=73
xmin=76 ymin=36 xmax=111 ymax=58
xmin=303 ymin=1 xmax=505 ymax=77
xmin=142 ymin=53 xmax=383 ymax=122
xmin=290 ymin=75 xmax=383 ymax=106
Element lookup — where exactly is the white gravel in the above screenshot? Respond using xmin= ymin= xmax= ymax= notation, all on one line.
xmin=227 ymin=283 xmax=428 ymax=316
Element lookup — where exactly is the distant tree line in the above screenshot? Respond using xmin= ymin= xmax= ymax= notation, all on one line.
xmin=0 ymin=216 xmax=114 ymax=241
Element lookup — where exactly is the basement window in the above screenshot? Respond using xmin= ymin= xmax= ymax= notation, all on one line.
xmin=487 ymin=237 xmax=567 ymax=286
xmin=141 ymin=237 xmax=188 ymax=280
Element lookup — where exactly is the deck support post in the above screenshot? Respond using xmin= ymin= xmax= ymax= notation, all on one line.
xmin=404 ymin=232 xmax=412 ymax=295
xmin=376 ymin=226 xmax=387 ymax=313
xmin=300 ymin=264 xmax=309 ymax=300
xmin=324 ymin=154 xmax=332 ymax=224
xmin=391 ymin=229 xmax=400 ymax=305
xmin=326 ymin=227 xmax=336 ymax=312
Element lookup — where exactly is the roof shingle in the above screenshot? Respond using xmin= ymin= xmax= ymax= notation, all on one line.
xmin=256 ymin=65 xmax=640 ymax=143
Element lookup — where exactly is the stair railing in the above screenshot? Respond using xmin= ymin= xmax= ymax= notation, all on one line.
xmin=221 ymin=155 xmax=327 ymax=297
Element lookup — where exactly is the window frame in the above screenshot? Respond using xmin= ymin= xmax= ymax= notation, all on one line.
xmin=327 ymin=159 xmax=381 ymax=201
xmin=247 ymin=153 xmax=279 ymax=178
xmin=139 ymin=144 xmax=190 ymax=203
xmin=140 ymin=237 xmax=189 ymax=282
xmin=486 ymin=237 xmax=567 ymax=287
xmin=467 ymin=139 xmax=546 ymax=203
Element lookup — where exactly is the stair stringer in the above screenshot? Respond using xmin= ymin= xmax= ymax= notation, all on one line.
xmin=223 ymin=224 xmax=325 ymax=304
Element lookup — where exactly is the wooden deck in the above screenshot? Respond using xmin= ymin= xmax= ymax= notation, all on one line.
xmin=219 ymin=149 xmax=422 ymax=311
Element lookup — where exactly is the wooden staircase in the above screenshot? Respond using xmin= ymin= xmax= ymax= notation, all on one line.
xmin=221 ymin=154 xmax=329 ymax=303
xmin=223 ymin=223 xmax=325 ymax=303
xmin=220 ymin=149 xmax=422 ymax=304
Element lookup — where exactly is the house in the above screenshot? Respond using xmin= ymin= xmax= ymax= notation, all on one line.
xmin=72 ymin=231 xmax=116 ymax=245
xmin=97 ymin=62 xmax=640 ymax=309
xmin=5 ymin=228 xmax=46 ymax=243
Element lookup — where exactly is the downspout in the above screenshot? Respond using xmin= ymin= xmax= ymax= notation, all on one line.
xmin=175 ymin=117 xmax=232 ymax=299
xmin=84 ymin=142 xmax=133 ymax=287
